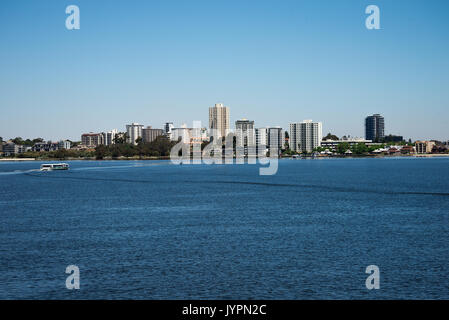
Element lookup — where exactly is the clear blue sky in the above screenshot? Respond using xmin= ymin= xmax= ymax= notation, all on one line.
xmin=1 ymin=0 xmax=448 ymax=141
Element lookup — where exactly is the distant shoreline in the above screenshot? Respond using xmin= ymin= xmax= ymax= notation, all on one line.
xmin=1 ymin=154 xmax=449 ymax=162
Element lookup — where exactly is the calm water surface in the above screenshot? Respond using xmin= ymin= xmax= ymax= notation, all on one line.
xmin=0 ymin=158 xmax=448 ymax=299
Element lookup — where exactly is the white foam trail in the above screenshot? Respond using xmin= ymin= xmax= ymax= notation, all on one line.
xmin=0 ymin=169 xmax=39 ymax=176
xmin=0 ymin=161 xmax=169 ymax=175
xmin=69 ymin=162 xmax=167 ymax=171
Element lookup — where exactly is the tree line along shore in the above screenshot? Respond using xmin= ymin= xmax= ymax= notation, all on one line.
xmin=1 ymin=134 xmax=448 ymax=161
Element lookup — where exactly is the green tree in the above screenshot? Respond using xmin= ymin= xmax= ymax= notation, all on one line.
xmin=95 ymin=145 xmax=109 ymax=159
xmin=336 ymin=142 xmax=350 ymax=154
xmin=12 ymin=137 xmax=25 ymax=145
xmin=54 ymin=149 xmax=69 ymax=159
xmin=353 ymin=142 xmax=368 ymax=154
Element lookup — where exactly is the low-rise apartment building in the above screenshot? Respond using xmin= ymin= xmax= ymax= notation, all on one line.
xmin=415 ymin=141 xmax=435 ymax=154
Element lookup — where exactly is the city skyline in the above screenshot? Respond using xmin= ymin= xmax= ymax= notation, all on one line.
xmin=1 ymin=0 xmax=449 ymax=141
xmin=0 ymin=106 xmax=445 ymax=144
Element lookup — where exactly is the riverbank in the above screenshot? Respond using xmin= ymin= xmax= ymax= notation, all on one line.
xmin=0 ymin=158 xmax=36 ymax=161
xmin=0 ymin=156 xmax=171 ymax=161
xmin=1 ymin=154 xmax=448 ymax=162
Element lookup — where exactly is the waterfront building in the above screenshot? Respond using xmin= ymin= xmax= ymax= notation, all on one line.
xmin=81 ymin=133 xmax=104 ymax=147
xmin=32 ymin=141 xmax=60 ymax=152
xmin=255 ymin=128 xmax=268 ymax=156
xmin=256 ymin=128 xmax=267 ymax=146
xmin=365 ymin=114 xmax=385 ymax=142
xmin=209 ymin=103 xmax=230 ymax=138
xmin=171 ymin=124 xmax=208 ymax=145
xmin=102 ymin=129 xmax=118 ymax=146
xmin=415 ymin=141 xmax=435 ymax=154
xmin=58 ymin=140 xmax=71 ymax=150
xmin=321 ymin=137 xmax=373 ymax=152
xmin=126 ymin=123 xmax=144 ymax=145
xmin=142 ymin=126 xmax=164 ymax=143
xmin=289 ymin=120 xmax=323 ymax=153
xmin=164 ymin=122 xmax=174 ymax=140
xmin=400 ymin=145 xmax=415 ymax=154
xmin=3 ymin=142 xmax=29 ymax=156
xmin=267 ymin=127 xmax=283 ymax=155
xmin=235 ymin=119 xmax=256 ymax=155
xmin=164 ymin=122 xmax=174 ymax=135
xmin=171 ymin=124 xmax=190 ymax=144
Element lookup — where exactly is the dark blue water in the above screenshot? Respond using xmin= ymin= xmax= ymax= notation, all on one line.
xmin=1 ymin=158 xmax=448 ymax=299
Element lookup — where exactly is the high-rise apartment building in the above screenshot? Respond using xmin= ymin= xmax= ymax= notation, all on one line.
xmin=126 ymin=123 xmax=144 ymax=145
xmin=142 ymin=126 xmax=164 ymax=143
xmin=104 ymin=129 xmax=118 ymax=146
xmin=365 ymin=114 xmax=385 ymax=142
xmin=164 ymin=122 xmax=174 ymax=140
xmin=255 ymin=128 xmax=268 ymax=156
xmin=235 ymin=119 xmax=256 ymax=154
xmin=289 ymin=120 xmax=323 ymax=153
xmin=255 ymin=128 xmax=267 ymax=146
xmin=164 ymin=122 xmax=174 ymax=134
xmin=100 ymin=129 xmax=118 ymax=146
xmin=267 ymin=127 xmax=283 ymax=155
xmin=209 ymin=103 xmax=230 ymax=138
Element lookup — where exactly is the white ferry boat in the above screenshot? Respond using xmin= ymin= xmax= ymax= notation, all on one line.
xmin=40 ymin=163 xmax=69 ymax=171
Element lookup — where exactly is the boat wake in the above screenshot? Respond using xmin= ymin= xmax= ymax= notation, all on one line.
xmin=21 ymin=171 xmax=449 ymax=197
xmin=0 ymin=169 xmax=40 ymax=176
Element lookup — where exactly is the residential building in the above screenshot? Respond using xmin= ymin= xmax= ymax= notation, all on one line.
xmin=58 ymin=140 xmax=71 ymax=150
xmin=289 ymin=120 xmax=323 ymax=153
xmin=81 ymin=133 xmax=104 ymax=147
xmin=164 ymin=122 xmax=174 ymax=135
xmin=32 ymin=141 xmax=60 ymax=152
xmin=126 ymin=123 xmax=144 ymax=145
xmin=267 ymin=127 xmax=283 ymax=154
xmin=400 ymin=145 xmax=415 ymax=154
xmin=164 ymin=122 xmax=174 ymax=140
xmin=171 ymin=125 xmax=190 ymax=144
xmin=255 ymin=128 xmax=268 ymax=156
xmin=321 ymin=137 xmax=373 ymax=152
xmin=365 ymin=114 xmax=385 ymax=141
xmin=190 ymin=127 xmax=209 ymax=145
xmin=415 ymin=141 xmax=435 ymax=154
xmin=3 ymin=142 xmax=29 ymax=156
xmin=102 ymin=129 xmax=118 ymax=146
xmin=142 ymin=126 xmax=164 ymax=143
xmin=209 ymin=103 xmax=230 ymax=138
xmin=235 ymin=119 xmax=255 ymax=155
xmin=171 ymin=124 xmax=208 ymax=145
xmin=255 ymin=128 xmax=267 ymax=146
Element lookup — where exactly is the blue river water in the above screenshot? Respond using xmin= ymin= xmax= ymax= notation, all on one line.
xmin=0 ymin=158 xmax=448 ymax=299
